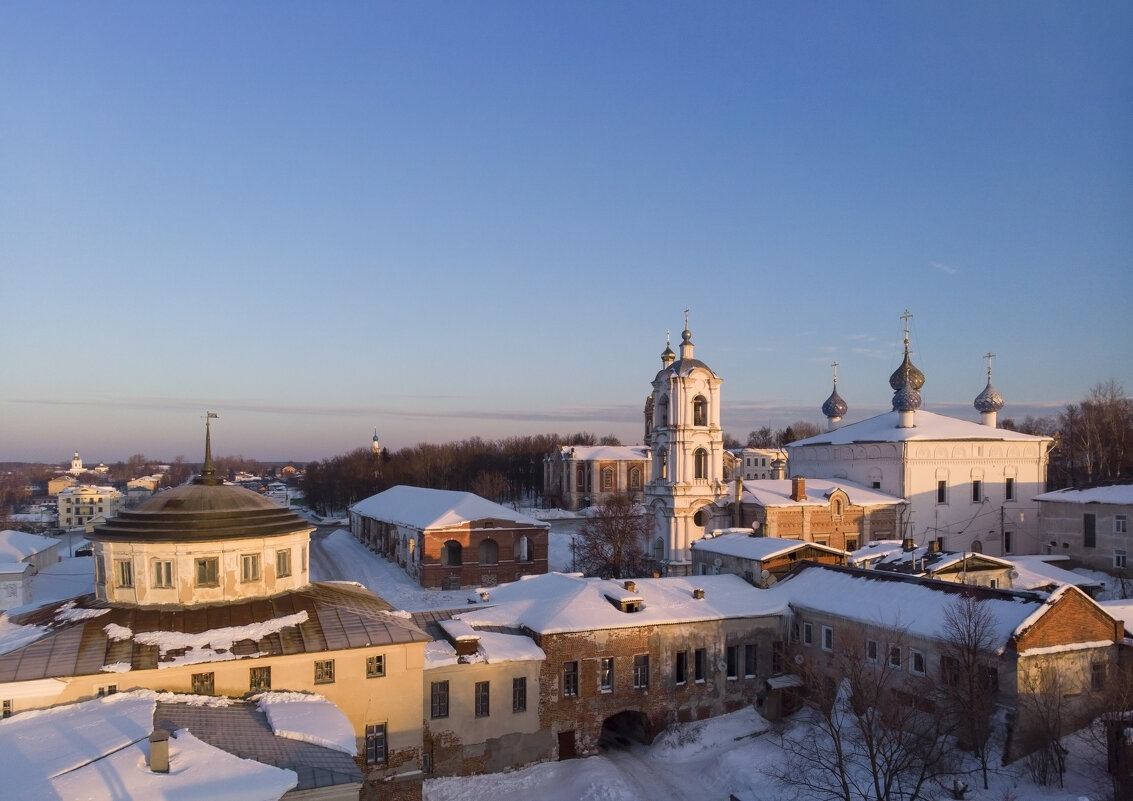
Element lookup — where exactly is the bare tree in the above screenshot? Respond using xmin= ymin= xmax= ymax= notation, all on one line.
xmin=470 ymin=471 xmax=508 ymax=503
xmin=770 ymin=623 xmax=956 ymax=801
xmin=1074 ymin=665 xmax=1133 ymax=801
xmin=748 ymin=427 xmax=774 ymax=448
xmin=940 ymin=591 xmax=999 ymax=789
xmin=1016 ymin=665 xmax=1070 ymax=788
xmin=573 ymin=493 xmax=651 ymax=579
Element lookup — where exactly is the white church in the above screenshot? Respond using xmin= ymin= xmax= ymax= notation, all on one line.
xmin=643 ymin=313 xmax=1054 ymax=573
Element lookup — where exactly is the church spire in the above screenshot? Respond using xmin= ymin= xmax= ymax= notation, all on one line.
xmin=890 ymin=311 xmax=923 ymax=427
xmin=196 ymin=412 xmax=223 ymax=486
xmin=679 ymin=308 xmax=694 ymax=361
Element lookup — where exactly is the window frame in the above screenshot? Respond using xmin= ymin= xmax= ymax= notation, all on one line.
xmin=276 ymin=548 xmax=292 ymax=578
xmin=430 ymin=680 xmax=450 ymax=718
xmin=512 ymin=676 xmax=527 ymax=713
xmin=866 ymin=639 xmax=879 ymax=664
xmin=366 ymin=654 xmax=386 ymax=678
xmin=937 ymin=480 xmax=947 ymax=504
xmin=694 ymin=648 xmax=706 ymax=683
xmin=910 ymin=649 xmax=926 ymax=676
xmin=972 ymin=479 xmax=982 ymax=504
xmin=562 ymin=661 xmax=579 ymax=698
xmin=744 ymin=644 xmax=757 ymax=678
xmin=633 ymin=654 xmax=650 ymax=689
xmin=1005 ymin=477 xmax=1015 ymax=501
xmin=726 ymin=645 xmax=739 ymax=680
xmin=475 ymin=680 xmax=490 ymax=717
xmin=1115 ymin=549 xmax=1127 ymax=569
xmin=821 ymin=626 xmax=834 ymax=653
xmin=152 ymin=560 xmax=173 ymax=589
xmin=241 ymin=553 xmax=261 ymax=583
xmin=599 ymin=657 xmax=614 ymax=693
xmin=196 ymin=557 xmax=219 ymax=587
xmin=1116 ymin=515 xmax=1128 ymax=535
xmin=803 ymin=622 xmax=813 ymax=646
xmin=314 ymin=659 xmax=335 ymax=685
xmin=1085 ymin=513 xmax=1097 ymax=548
xmin=116 ymin=559 xmax=133 ymax=589
xmin=191 ymin=672 xmax=215 ymax=695
xmin=888 ymin=645 xmax=902 ymax=670
xmin=675 ymin=650 xmax=688 ymax=685
xmin=365 ymin=723 xmax=388 ymax=765
xmin=249 ymin=666 xmax=271 ymax=692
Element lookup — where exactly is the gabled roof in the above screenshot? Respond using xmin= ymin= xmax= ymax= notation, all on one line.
xmin=349 ymin=485 xmax=548 ymax=530
xmin=0 ymin=530 xmax=61 ymax=561
xmin=692 ymin=533 xmax=847 ymax=562
xmin=772 ymin=563 xmax=1117 ymax=653
xmin=870 ymin=547 xmax=1013 ymax=576
xmin=725 ymin=478 xmax=904 ymax=508
xmin=0 ymin=582 xmax=429 ymax=682
xmin=454 ymin=572 xmax=784 ymax=635
xmin=786 ymin=409 xmax=1051 ymax=446
xmin=1034 ymin=484 xmax=1133 ymax=505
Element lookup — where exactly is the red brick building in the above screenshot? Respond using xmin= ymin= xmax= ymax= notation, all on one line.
xmin=349 ymin=486 xmax=550 ymax=589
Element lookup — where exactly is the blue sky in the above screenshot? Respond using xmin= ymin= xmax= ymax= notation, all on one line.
xmin=2 ymin=2 xmax=1130 ymax=464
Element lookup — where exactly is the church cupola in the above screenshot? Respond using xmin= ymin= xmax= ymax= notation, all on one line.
xmin=890 ymin=311 xmax=923 ymax=427
xmin=974 ymin=352 xmax=1005 ymax=428
xmin=661 ymin=332 xmax=675 ymax=368
xmin=372 ymin=428 xmax=382 ymax=454
xmin=822 ymin=362 xmax=848 ymax=431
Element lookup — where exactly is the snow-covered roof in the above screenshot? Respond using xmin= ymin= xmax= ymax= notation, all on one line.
xmin=0 ymin=562 xmax=32 ymax=576
xmin=1034 ymin=484 xmax=1133 ymax=506
xmin=0 ymin=691 xmax=298 ymax=801
xmin=1005 ymin=556 xmax=1106 ymax=593
xmin=848 ymin=540 xmax=906 ymax=565
xmin=0 ymin=530 xmax=60 ymax=561
xmin=425 ymin=629 xmax=547 ymax=668
xmin=786 ymin=409 xmax=1052 ymax=447
xmin=770 ymin=564 xmax=1059 ymax=649
xmin=556 ymin=445 xmax=649 ymax=461
xmin=454 ymin=572 xmax=785 ymax=635
xmin=692 ymin=533 xmax=847 ymax=562
xmin=350 ymin=485 xmax=548 ymax=530
xmin=726 ymin=478 xmax=904 ymax=508
xmin=869 ymin=547 xmax=1012 ymax=575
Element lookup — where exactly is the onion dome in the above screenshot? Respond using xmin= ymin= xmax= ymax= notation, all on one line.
xmin=822 ymin=385 xmax=848 ymax=419
xmin=892 ymin=383 xmax=922 ymax=413
xmin=888 ymin=349 xmax=925 ymax=392
xmin=974 ymin=379 xmax=1005 ymax=414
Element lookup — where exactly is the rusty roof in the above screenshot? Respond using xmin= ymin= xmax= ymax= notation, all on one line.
xmin=0 ymin=582 xmax=429 ymax=682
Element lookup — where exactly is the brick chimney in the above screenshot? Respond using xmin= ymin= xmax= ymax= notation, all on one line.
xmin=790 ymin=476 xmax=807 ymax=502
xmin=149 ymin=728 xmax=170 ymax=773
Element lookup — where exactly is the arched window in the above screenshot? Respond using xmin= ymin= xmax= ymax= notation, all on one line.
xmin=514 ymin=536 xmax=533 ymax=563
xmin=657 ymin=395 xmax=669 ymax=427
xmin=653 ymin=536 xmax=666 ymax=562
xmin=629 ymin=467 xmax=641 ymax=489
xmin=576 ymin=466 xmax=586 ymax=490
xmin=442 ymin=540 xmax=463 ymax=567
xmin=694 ymin=448 xmax=708 ymax=479
xmin=693 ymin=395 xmax=707 ymax=426
xmin=970 ymin=539 xmax=983 ymax=554
xmin=479 ymin=538 xmax=499 ymax=565
xmin=601 ymin=467 xmax=614 ymax=491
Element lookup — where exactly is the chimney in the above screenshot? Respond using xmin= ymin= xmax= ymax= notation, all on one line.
xmin=692 ymin=588 xmax=705 ymax=600
xmin=929 ymin=540 xmax=941 ymax=553
xmin=790 ymin=476 xmax=807 ymax=502
xmin=624 ymin=580 xmax=636 ymax=592
xmin=902 ymin=538 xmax=916 ymax=552
xmin=149 ymin=728 xmax=170 ymax=773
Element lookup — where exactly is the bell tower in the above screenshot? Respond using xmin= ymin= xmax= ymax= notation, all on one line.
xmin=644 ymin=311 xmax=725 ymax=574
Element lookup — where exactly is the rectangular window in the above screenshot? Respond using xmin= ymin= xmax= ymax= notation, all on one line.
xmin=1084 ymin=513 xmax=1097 ymax=548
xmin=562 ymin=661 xmax=579 ymax=698
xmin=726 ymin=645 xmax=739 ymax=679
xmin=744 ymin=644 xmax=757 ymax=678
xmin=276 ymin=549 xmax=292 ymax=578
xmin=314 ymin=659 xmax=335 ymax=684
xmin=888 ymin=645 xmax=902 ymax=670
xmin=772 ymin=641 xmax=784 ymax=673
xmin=821 ymin=626 xmax=834 ymax=652
xmin=250 ymin=667 xmax=271 ymax=692
xmin=365 ymin=723 xmax=387 ymax=765
xmin=1005 ymin=477 xmax=1015 ymax=501
xmin=1004 ymin=530 xmax=1013 ymax=554
xmin=633 ymin=654 xmax=650 ymax=689
xmin=1 ymin=700 xmax=10 ymax=718
xmin=675 ymin=651 xmax=688 ymax=684
xmin=866 ymin=639 xmax=879 ymax=663
xmin=845 ymin=537 xmax=859 ymax=551
xmin=599 ymin=657 xmax=614 ymax=693
xmin=241 ymin=554 xmax=260 ymax=582
xmin=1116 ymin=550 xmax=1127 ymax=569
xmin=1116 ymin=515 xmax=1128 ymax=535
xmin=803 ymin=622 xmax=813 ymax=646
xmin=97 ymin=684 xmax=118 ymax=697
xmin=196 ymin=557 xmax=219 ymax=587
xmin=367 ymin=655 xmax=385 ymax=678
xmin=512 ymin=676 xmax=527 ymax=712
xmin=116 ymin=560 xmax=133 ymax=588
xmin=972 ymin=480 xmax=982 ymax=504
xmin=191 ymin=672 xmax=215 ymax=695
xmin=152 ymin=560 xmax=172 ymax=589
xmin=937 ymin=480 xmax=947 ymax=504
xmin=430 ymin=681 xmax=449 ymax=718
xmin=910 ymin=649 xmax=926 ymax=676
xmin=475 ymin=680 xmax=490 ymax=717
xmin=1092 ymin=662 xmax=1105 ymax=691
xmin=694 ymin=648 xmax=706 ymax=682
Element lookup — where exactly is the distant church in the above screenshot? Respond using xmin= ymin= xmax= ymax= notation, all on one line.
xmin=643 ymin=312 xmax=1055 ymax=571
xmin=787 ymin=314 xmax=1054 ymax=556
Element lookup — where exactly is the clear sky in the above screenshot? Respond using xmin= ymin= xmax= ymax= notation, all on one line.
xmin=2 ymin=2 xmax=1130 ymax=465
